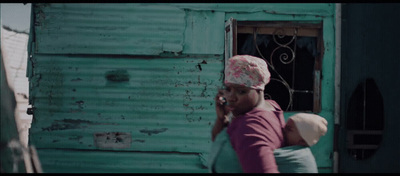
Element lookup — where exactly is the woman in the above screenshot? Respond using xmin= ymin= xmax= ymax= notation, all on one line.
xmin=209 ymin=55 xmax=286 ymax=173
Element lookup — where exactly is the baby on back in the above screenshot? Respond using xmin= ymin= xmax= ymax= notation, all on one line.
xmin=208 ymin=112 xmax=328 ymax=173
xmin=274 ymin=113 xmax=328 ymax=173
xmin=284 ymin=113 xmax=328 ymax=147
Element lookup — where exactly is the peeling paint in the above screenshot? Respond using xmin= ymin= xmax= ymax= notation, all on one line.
xmin=42 ymin=119 xmax=91 ymax=131
xmin=196 ymin=63 xmax=202 ymax=71
xmin=68 ymin=135 xmax=83 ymax=141
xmin=133 ymin=139 xmax=145 ymax=143
xmin=139 ymin=128 xmax=168 ymax=136
xmin=75 ymin=100 xmax=84 ymax=109
xmin=195 ymin=60 xmax=208 ymax=72
xmin=94 ymin=132 xmax=132 ymax=149
xmin=105 ymin=69 xmax=130 ymax=82
xmin=42 ymin=119 xmax=117 ymax=131
xmin=71 ymin=78 xmax=82 ymax=82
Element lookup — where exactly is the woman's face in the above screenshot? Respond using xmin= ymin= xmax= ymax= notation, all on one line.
xmin=284 ymin=119 xmax=307 ymax=146
xmin=223 ymin=83 xmax=261 ymax=116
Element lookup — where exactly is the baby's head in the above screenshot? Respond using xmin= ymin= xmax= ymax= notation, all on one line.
xmin=284 ymin=113 xmax=328 ymax=147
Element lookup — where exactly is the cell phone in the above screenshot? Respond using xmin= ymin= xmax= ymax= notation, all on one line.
xmin=219 ymin=96 xmax=227 ymax=106
xmin=218 ymin=86 xmax=227 ymax=106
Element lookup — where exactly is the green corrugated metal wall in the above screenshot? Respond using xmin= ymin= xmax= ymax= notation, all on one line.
xmin=27 ymin=3 xmax=336 ymax=173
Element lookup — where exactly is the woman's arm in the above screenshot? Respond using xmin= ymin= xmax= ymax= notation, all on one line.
xmin=211 ymin=116 xmax=228 ymax=141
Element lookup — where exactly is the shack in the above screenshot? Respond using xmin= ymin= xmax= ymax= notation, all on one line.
xmin=24 ymin=3 xmax=400 ymax=173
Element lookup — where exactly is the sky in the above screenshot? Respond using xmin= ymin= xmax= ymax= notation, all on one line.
xmin=1 ymin=3 xmax=31 ymax=33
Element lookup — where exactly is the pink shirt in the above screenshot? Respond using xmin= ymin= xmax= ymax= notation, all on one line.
xmin=227 ymin=100 xmax=286 ymax=173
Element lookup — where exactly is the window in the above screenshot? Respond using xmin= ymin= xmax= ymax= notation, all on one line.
xmin=346 ymin=78 xmax=384 ymax=160
xmin=225 ymin=18 xmax=324 ymax=112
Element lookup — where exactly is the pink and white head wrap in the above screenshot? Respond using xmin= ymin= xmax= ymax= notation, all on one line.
xmin=224 ymin=55 xmax=270 ymax=91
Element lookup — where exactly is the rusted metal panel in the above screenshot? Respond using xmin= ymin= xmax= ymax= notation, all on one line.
xmin=33 ymin=3 xmax=186 ymax=55
xmin=29 ymin=54 xmax=224 ymax=155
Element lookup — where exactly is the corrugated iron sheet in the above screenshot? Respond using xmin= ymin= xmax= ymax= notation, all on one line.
xmin=29 ymin=54 xmax=223 ymax=172
xmin=32 ymin=3 xmax=333 ymax=56
xmin=33 ymin=3 xmax=186 ymax=55
xmin=183 ymin=10 xmax=225 ymax=55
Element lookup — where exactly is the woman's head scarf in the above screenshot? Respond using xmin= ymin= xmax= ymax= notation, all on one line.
xmin=224 ymin=55 xmax=270 ymax=91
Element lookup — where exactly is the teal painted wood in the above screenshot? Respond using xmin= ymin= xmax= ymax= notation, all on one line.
xmin=28 ymin=3 xmax=336 ymax=173
xmin=314 ymin=12 xmax=335 ymax=173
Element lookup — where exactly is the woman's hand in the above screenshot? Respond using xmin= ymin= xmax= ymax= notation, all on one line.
xmin=215 ymin=89 xmax=230 ymax=124
xmin=212 ymin=89 xmax=230 ymax=141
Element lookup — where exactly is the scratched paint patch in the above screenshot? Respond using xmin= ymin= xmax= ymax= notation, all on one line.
xmin=93 ymin=132 xmax=132 ymax=149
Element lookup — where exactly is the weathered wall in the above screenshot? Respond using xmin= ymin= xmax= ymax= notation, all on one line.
xmin=27 ymin=3 xmax=336 ymax=173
